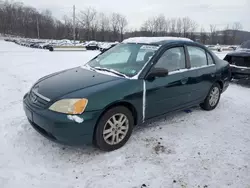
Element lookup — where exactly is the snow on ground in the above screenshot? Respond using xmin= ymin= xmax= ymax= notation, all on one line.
xmin=0 ymin=41 xmax=250 ymax=188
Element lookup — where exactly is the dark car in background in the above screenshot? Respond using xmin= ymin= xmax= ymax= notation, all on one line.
xmin=224 ymin=40 xmax=250 ymax=79
xmin=100 ymin=42 xmax=118 ymax=53
xmin=29 ymin=42 xmax=41 ymax=48
xmin=4 ymin=38 xmax=11 ymax=42
xmin=84 ymin=41 xmax=99 ymax=50
xmin=23 ymin=37 xmax=231 ymax=151
xmin=43 ymin=44 xmax=54 ymax=51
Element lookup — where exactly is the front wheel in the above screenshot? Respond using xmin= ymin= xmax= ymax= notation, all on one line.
xmin=94 ymin=106 xmax=134 ymax=151
xmin=200 ymin=83 xmax=221 ymax=111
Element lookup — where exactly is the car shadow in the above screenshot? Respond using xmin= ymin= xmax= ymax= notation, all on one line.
xmin=133 ymin=106 xmax=200 ymax=133
xmin=231 ymin=78 xmax=250 ymax=88
xmin=16 ymin=117 xmax=104 ymax=157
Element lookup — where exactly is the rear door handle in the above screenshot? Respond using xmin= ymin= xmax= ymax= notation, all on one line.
xmin=181 ymin=77 xmax=188 ymax=84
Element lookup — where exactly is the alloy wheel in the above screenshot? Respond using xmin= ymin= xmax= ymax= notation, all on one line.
xmin=209 ymin=87 xmax=220 ymax=106
xmin=103 ymin=113 xmax=129 ymax=145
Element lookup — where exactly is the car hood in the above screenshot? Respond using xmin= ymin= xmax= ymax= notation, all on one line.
xmin=33 ymin=67 xmax=121 ymax=100
xmin=226 ymin=49 xmax=250 ymax=57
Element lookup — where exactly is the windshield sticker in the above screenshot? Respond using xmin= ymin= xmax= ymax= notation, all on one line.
xmin=130 ymin=70 xmax=137 ymax=74
xmin=140 ymin=45 xmax=159 ymax=50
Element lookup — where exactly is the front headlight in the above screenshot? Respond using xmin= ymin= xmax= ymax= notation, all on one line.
xmin=49 ymin=98 xmax=88 ymax=114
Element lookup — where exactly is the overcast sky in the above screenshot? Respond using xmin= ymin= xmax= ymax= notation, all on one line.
xmin=19 ymin=0 xmax=250 ymax=31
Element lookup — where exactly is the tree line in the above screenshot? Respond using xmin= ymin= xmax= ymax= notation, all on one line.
xmin=0 ymin=0 xmax=245 ymax=44
xmin=128 ymin=16 xmax=243 ymax=45
xmin=0 ymin=1 xmax=129 ymax=41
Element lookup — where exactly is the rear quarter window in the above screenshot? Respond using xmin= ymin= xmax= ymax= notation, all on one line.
xmin=207 ymin=53 xmax=214 ymax=65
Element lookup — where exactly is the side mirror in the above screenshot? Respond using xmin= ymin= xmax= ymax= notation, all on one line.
xmin=146 ymin=67 xmax=168 ymax=80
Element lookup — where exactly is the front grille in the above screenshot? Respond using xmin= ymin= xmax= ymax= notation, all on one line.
xmin=231 ymin=56 xmax=250 ymax=67
xmin=29 ymin=91 xmax=49 ymax=108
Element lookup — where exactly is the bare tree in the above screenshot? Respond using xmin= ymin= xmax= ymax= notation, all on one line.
xmin=176 ymin=18 xmax=182 ymax=37
xmin=79 ymin=7 xmax=97 ymax=40
xmin=189 ymin=19 xmax=198 ymax=40
xmin=91 ymin=18 xmax=99 ymax=40
xmin=164 ymin=18 xmax=171 ymax=35
xmin=62 ymin=15 xmax=73 ymax=39
xmin=0 ymin=0 xmax=74 ymax=40
xmin=182 ymin=17 xmax=191 ymax=37
xmin=141 ymin=16 xmax=197 ymax=38
xmin=154 ymin=14 xmax=166 ymax=36
xmin=140 ymin=21 xmax=148 ymax=32
xmin=99 ymin=12 xmax=110 ymax=41
xmin=200 ymin=27 xmax=208 ymax=44
xmin=141 ymin=18 xmax=155 ymax=36
xmin=169 ymin=18 xmax=177 ymax=36
xmin=117 ymin=14 xmax=128 ymax=41
xmin=222 ymin=24 xmax=231 ymax=45
xmin=147 ymin=19 xmax=155 ymax=36
xmin=232 ymin=22 xmax=243 ymax=44
xmin=1 ymin=0 xmax=248 ymax=45
xmin=110 ymin=13 xmax=120 ymax=41
xmin=210 ymin=24 xmax=217 ymax=44
xmin=182 ymin=17 xmax=197 ymax=38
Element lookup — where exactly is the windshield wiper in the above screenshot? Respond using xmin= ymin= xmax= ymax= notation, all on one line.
xmin=93 ymin=67 xmax=126 ymax=78
xmin=82 ymin=64 xmax=97 ymax=72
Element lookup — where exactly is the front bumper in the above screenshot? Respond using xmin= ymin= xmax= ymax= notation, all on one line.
xmin=23 ymin=94 xmax=101 ymax=146
xmin=230 ymin=65 xmax=250 ymax=79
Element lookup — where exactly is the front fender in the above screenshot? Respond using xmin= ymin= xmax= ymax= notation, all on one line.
xmin=62 ymin=79 xmax=143 ymax=113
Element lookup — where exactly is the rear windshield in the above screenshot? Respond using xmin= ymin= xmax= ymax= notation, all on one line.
xmin=226 ymin=56 xmax=250 ymax=67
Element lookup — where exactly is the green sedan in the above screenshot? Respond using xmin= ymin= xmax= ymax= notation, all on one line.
xmin=23 ymin=37 xmax=231 ymax=151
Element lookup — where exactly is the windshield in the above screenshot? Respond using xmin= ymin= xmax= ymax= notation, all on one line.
xmin=86 ymin=43 xmax=159 ymax=77
xmin=240 ymin=40 xmax=250 ymax=49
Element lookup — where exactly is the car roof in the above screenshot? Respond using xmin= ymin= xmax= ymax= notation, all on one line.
xmin=122 ymin=37 xmax=193 ymax=45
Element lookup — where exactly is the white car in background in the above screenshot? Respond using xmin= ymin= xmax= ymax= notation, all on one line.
xmin=207 ymin=44 xmax=222 ymax=52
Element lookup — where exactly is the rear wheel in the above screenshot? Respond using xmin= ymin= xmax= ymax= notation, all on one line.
xmin=94 ymin=106 xmax=134 ymax=151
xmin=200 ymin=83 xmax=221 ymax=111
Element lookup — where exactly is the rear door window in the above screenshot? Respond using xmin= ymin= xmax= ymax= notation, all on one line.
xmin=187 ymin=46 xmax=207 ymax=68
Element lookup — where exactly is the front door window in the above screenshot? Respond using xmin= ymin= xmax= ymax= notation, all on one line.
xmin=154 ymin=47 xmax=186 ymax=72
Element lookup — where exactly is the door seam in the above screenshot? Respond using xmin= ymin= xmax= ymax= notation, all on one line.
xmin=142 ymin=80 xmax=146 ymax=123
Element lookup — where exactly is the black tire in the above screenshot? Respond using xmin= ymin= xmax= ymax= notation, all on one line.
xmin=94 ymin=106 xmax=134 ymax=151
xmin=49 ymin=47 xmax=54 ymax=52
xmin=200 ymin=83 xmax=221 ymax=111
